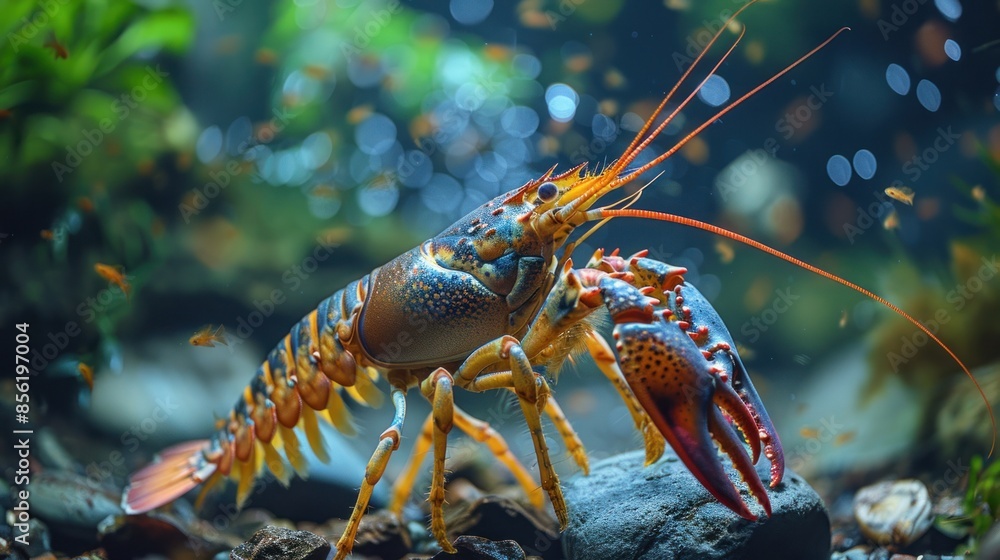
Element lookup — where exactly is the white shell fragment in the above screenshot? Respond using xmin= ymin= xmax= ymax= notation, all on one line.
xmin=853 ymin=479 xmax=933 ymax=547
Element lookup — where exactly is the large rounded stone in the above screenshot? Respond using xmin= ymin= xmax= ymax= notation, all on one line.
xmin=562 ymin=449 xmax=830 ymax=560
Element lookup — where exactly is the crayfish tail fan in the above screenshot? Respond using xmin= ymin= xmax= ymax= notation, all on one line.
xmin=122 ymin=439 xmax=216 ymax=514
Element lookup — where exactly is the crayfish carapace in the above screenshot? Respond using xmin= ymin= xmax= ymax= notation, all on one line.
xmin=122 ymin=4 xmax=994 ymax=559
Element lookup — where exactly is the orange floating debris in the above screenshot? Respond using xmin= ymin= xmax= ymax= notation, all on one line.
xmin=883 ymin=209 xmax=900 ymax=230
xmin=78 ymin=362 xmax=94 ymax=391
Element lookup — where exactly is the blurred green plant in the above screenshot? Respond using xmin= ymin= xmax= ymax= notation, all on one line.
xmin=938 ymin=455 xmax=1000 ymax=555
xmin=0 ymin=0 xmax=195 ymax=185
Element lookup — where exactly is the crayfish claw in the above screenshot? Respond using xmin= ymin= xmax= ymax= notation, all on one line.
xmin=614 ymin=315 xmax=773 ymax=520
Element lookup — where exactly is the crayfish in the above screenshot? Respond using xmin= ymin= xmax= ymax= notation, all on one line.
xmin=122 ymin=5 xmax=995 ymax=559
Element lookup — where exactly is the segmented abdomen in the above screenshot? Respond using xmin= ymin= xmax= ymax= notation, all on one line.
xmin=123 ymin=275 xmax=386 ymax=514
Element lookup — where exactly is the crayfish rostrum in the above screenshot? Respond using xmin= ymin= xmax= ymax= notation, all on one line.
xmin=123 ymin=6 xmax=994 ymax=560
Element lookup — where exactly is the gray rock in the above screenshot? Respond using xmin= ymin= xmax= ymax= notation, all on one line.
xmin=561 ymin=449 xmax=830 ymax=560
xmin=230 ymin=526 xmax=329 ymax=560
xmin=429 ymin=535 xmax=527 ymax=559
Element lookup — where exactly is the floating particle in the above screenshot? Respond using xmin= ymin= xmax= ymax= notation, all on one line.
xmin=994 ymin=85 xmax=1000 ymax=112
xmin=839 ymin=310 xmax=848 ymax=328
xmin=604 ymin=68 xmax=626 ymax=89
xmin=681 ymin=136 xmax=709 ymax=165
xmin=883 ymin=209 xmax=900 ymax=230
xmin=944 ymin=39 xmax=961 ymax=61
xmin=835 ymin=431 xmax=857 ymax=446
xmin=916 ymin=79 xmax=941 ymax=112
xmin=715 ymin=240 xmax=734 ymax=264
xmin=697 ymin=74 xmax=731 ymax=107
xmin=885 ymin=64 xmax=910 ymax=95
xmin=884 ymin=185 xmax=915 ymax=205
xmin=347 ymin=104 xmax=374 ymax=125
xmin=972 ymin=185 xmax=986 ymax=201
xmin=78 ymin=363 xmax=94 ymax=391
xmin=302 ymin=64 xmax=330 ymax=80
xmin=826 ymin=154 xmax=852 ymax=186
xmin=744 ymin=40 xmax=765 ymax=64
xmin=934 ymin=0 xmax=962 ymax=21
xmin=254 ymin=48 xmax=278 ymax=65
xmin=800 ymin=426 xmax=820 ymax=438
xmin=519 ymin=9 xmax=551 ymax=28
xmin=916 ymin=197 xmax=940 ymax=220
xmin=852 ymin=149 xmax=877 ymax=180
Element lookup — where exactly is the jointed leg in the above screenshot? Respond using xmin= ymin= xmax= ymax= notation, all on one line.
xmin=421 ymin=368 xmax=456 ymax=553
xmin=334 ymin=375 xmax=408 ymax=560
xmin=388 ymin=403 xmax=545 ymax=516
xmin=388 ymin=413 xmax=433 ymax=515
xmin=506 ymin=342 xmax=568 ymax=529
xmin=452 ymin=406 xmax=544 ymax=508
xmin=583 ymin=330 xmax=666 ymax=466
xmin=537 ymin=380 xmax=589 ymax=475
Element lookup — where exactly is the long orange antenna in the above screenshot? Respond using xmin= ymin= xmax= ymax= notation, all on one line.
xmin=557 ymin=15 xmax=750 ymax=223
xmin=611 ymin=0 xmax=763 ymax=176
xmin=592 ymin=207 xmax=998 ymax=456
xmin=613 ymin=26 xmax=851 ymax=188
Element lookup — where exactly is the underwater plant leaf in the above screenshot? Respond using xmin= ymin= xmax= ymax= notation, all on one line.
xmin=96 ymin=9 xmax=194 ymax=76
xmin=966 ymin=455 xmax=984 ymax=513
xmin=0 ymin=80 xmax=37 ymax=108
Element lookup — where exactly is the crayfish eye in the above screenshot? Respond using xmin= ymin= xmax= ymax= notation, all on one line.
xmin=537 ymin=181 xmax=558 ymax=202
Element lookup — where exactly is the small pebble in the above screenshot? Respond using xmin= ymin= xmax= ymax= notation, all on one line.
xmin=853 ymin=479 xmax=932 ymax=547
xmin=230 ymin=526 xmax=329 ymax=560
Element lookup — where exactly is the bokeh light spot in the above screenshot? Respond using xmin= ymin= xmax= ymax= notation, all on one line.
xmin=916 ymin=79 xmax=941 ymax=112
xmin=358 ymin=182 xmax=399 ymax=217
xmin=450 ymin=0 xmax=493 ymax=25
xmin=196 ymin=126 xmax=223 ymax=163
xmin=885 ymin=64 xmax=911 ymax=95
xmin=944 ymin=39 xmax=961 ymax=61
xmin=852 ymin=149 xmax=877 ymax=180
xmin=355 ymin=113 xmax=397 ymax=155
xmin=500 ymin=106 xmax=539 ymax=138
xmin=826 ymin=155 xmax=852 ymax=186
xmin=697 ymin=75 xmax=731 ymax=107
xmin=934 ymin=0 xmax=962 ymax=21
xmin=545 ymin=83 xmax=578 ymax=123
